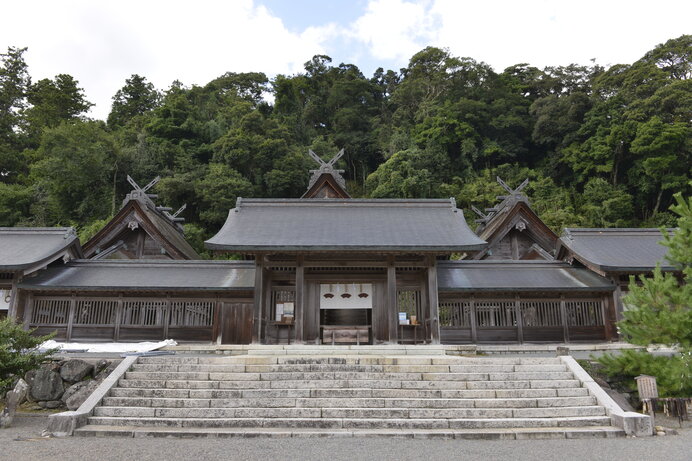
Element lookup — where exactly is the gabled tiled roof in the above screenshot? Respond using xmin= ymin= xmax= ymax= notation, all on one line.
xmin=556 ymin=228 xmax=676 ymax=272
xmin=0 ymin=227 xmax=83 ymax=271
xmin=206 ymin=198 xmax=487 ymax=252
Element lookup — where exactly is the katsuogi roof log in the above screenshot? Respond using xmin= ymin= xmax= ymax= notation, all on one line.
xmin=205 ymin=198 xmax=487 ymax=253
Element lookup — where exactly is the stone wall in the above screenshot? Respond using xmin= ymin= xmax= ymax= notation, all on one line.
xmin=22 ymin=358 xmax=118 ymax=411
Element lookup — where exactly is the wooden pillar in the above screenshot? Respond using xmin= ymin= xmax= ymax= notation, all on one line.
xmin=469 ymin=295 xmax=478 ymax=343
xmin=66 ymin=292 xmax=76 ymax=341
xmin=162 ymin=293 xmax=171 ymax=340
xmin=387 ymin=256 xmax=398 ymax=343
xmin=252 ymin=256 xmax=265 ymax=344
xmin=603 ymin=295 xmax=617 ymax=341
xmin=515 ymin=295 xmax=523 ymax=344
xmin=611 ymin=275 xmax=624 ymax=322
xmin=8 ymin=272 xmax=19 ymax=320
xmin=114 ymin=293 xmax=123 ymax=341
xmin=295 ymin=255 xmax=305 ymax=344
xmin=560 ymin=294 xmax=570 ymax=343
xmin=23 ymin=292 xmax=34 ymax=329
xmin=427 ymin=256 xmax=440 ymax=344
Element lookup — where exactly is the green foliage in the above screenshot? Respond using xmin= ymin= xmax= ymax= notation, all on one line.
xmin=0 ymin=318 xmax=57 ymax=393
xmin=1 ymin=36 xmax=690 ymax=246
xmin=107 ymin=74 xmax=160 ymax=128
xmin=598 ymin=189 xmax=692 ymax=397
xmin=597 ymin=350 xmax=691 ymax=397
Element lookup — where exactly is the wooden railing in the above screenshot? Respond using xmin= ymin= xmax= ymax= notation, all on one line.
xmin=27 ymin=295 xmax=217 ymax=342
xmin=439 ymin=296 xmax=607 ymax=343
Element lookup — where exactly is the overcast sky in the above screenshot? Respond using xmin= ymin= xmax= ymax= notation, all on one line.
xmin=2 ymin=0 xmax=689 ymax=120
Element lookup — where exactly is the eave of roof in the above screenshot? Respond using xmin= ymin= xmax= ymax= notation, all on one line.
xmin=0 ymin=227 xmax=83 ymax=271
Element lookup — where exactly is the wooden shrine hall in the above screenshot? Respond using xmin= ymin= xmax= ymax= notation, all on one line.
xmin=3 ymin=150 xmax=666 ymax=345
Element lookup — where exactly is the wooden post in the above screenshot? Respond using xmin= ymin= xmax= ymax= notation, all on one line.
xmin=66 ymin=292 xmax=76 ymax=341
xmin=560 ymin=294 xmax=570 ymax=343
xmin=427 ymin=256 xmax=440 ymax=344
xmin=114 ymin=293 xmax=123 ymax=341
xmin=8 ymin=272 xmax=19 ymax=320
xmin=611 ymin=275 xmax=624 ymax=322
xmin=515 ymin=295 xmax=523 ymax=344
xmin=24 ymin=292 xmax=34 ymax=329
xmin=470 ymin=295 xmax=478 ymax=343
xmin=295 ymin=255 xmax=305 ymax=344
xmin=387 ymin=256 xmax=398 ymax=343
xmin=162 ymin=293 xmax=171 ymax=340
xmin=252 ymin=256 xmax=264 ymax=344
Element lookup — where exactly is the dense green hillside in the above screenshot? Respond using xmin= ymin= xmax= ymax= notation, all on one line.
xmin=1 ymin=36 xmax=690 ymax=256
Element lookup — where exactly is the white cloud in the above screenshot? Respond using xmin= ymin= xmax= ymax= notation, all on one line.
xmin=348 ymin=0 xmax=691 ymax=72
xmin=2 ymin=0 xmax=689 ymax=121
xmin=0 ymin=0 xmax=332 ymax=119
xmin=348 ymin=0 xmax=438 ymax=62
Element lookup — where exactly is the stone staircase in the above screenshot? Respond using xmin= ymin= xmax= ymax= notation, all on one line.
xmin=74 ymin=355 xmax=625 ymax=439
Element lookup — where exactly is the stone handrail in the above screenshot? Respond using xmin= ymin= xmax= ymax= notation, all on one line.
xmin=44 ymin=355 xmax=138 ymax=437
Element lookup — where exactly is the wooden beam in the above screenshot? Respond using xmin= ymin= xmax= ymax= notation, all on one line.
xmin=295 ymin=255 xmax=305 ymax=344
xmin=427 ymin=257 xmax=440 ymax=344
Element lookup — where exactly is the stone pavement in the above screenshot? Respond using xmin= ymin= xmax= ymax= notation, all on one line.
xmin=2 ymin=415 xmax=690 ymax=461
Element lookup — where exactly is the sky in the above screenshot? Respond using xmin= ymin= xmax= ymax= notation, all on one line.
xmin=1 ymin=0 xmax=689 ymax=120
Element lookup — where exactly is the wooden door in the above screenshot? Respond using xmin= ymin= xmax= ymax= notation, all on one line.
xmin=220 ymin=302 xmax=253 ymax=344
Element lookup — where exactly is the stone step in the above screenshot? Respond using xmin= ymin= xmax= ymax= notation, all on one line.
xmin=129 ymin=363 xmax=569 ymax=373
xmin=108 ymin=386 xmax=591 ymax=400
xmin=74 ymin=424 xmax=625 ymax=439
xmin=136 ymin=356 xmax=563 ymax=366
xmin=102 ymin=395 xmax=596 ymax=409
xmin=93 ymin=405 xmax=604 ymax=419
xmin=118 ymin=375 xmax=582 ymax=389
xmin=86 ymin=415 xmax=612 ymax=430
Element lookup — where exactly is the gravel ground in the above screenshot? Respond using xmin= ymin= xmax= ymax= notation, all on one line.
xmin=1 ymin=415 xmax=690 ymax=461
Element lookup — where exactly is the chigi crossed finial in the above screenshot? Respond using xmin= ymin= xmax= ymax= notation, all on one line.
xmin=307 ymin=149 xmax=347 ymax=189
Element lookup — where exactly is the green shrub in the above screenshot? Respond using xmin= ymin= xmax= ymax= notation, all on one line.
xmin=0 ymin=318 xmax=57 ymax=394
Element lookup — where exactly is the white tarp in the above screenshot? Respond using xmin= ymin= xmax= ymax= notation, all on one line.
xmin=39 ymin=339 xmax=177 ymax=353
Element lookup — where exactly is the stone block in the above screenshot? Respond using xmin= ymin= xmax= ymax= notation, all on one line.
xmin=26 ymin=366 xmax=64 ymax=401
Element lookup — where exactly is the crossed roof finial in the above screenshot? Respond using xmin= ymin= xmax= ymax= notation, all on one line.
xmin=307 ymin=149 xmax=347 ymax=189
xmin=471 ymin=177 xmax=530 ymax=225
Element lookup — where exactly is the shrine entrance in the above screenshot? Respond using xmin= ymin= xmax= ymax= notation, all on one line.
xmin=256 ymin=254 xmax=442 ymax=345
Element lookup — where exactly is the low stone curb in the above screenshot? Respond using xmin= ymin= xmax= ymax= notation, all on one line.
xmin=43 ymin=356 xmax=138 ymax=437
xmin=560 ymin=356 xmax=652 ymax=437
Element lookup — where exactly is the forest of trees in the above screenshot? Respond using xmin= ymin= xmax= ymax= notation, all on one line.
xmin=0 ymin=35 xmax=690 ymax=255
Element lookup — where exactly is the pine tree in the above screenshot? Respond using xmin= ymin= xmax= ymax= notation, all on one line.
xmin=598 ymin=188 xmax=691 ymax=397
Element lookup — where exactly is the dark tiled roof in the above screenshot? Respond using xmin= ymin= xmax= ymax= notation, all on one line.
xmin=557 ymin=228 xmax=675 ymax=272
xmin=18 ymin=260 xmax=255 ymax=292
xmin=437 ymin=260 xmax=614 ymax=292
xmin=0 ymin=227 xmax=82 ymax=271
xmin=206 ymin=198 xmax=487 ymax=252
